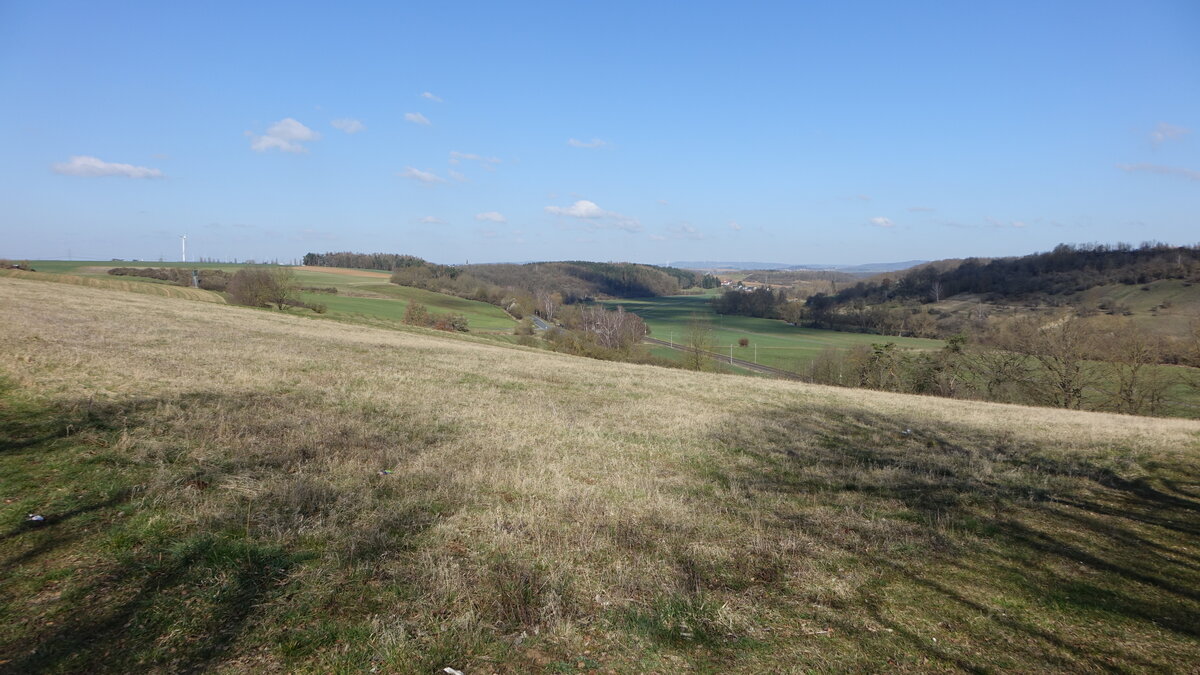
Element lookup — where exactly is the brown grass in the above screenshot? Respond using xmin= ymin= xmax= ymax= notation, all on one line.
xmin=1 ymin=274 xmax=1199 ymax=673
xmin=0 ymin=268 xmax=226 ymax=303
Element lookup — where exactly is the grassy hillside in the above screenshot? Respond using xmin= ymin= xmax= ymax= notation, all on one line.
xmin=2 ymin=276 xmax=1199 ymax=673
xmin=606 ymin=294 xmax=943 ymax=372
xmin=291 ymin=268 xmax=515 ymax=332
xmin=19 ymin=262 xmax=515 ymax=333
xmin=0 ymin=268 xmax=226 ymax=303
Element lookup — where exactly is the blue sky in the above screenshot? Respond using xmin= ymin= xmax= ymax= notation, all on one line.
xmin=1 ymin=1 xmax=1197 ymax=265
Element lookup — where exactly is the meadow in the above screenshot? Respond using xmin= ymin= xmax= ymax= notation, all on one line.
xmin=604 ymin=294 xmax=944 ymax=373
xmin=2 ymin=275 xmax=1199 ymax=672
xmin=18 ymin=261 xmax=516 ymax=333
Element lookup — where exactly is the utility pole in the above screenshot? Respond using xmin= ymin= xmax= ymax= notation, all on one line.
xmin=729 ymin=344 xmax=733 ymax=364
xmin=754 ymin=344 xmax=757 ymax=364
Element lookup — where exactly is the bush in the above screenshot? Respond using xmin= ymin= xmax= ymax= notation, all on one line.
xmin=227 ymin=268 xmax=296 ymax=309
xmin=402 ymin=301 xmax=431 ymax=326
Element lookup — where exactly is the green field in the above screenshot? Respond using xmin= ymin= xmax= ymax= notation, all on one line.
xmin=605 ymin=294 xmax=944 ymax=373
xmin=22 ymin=261 xmax=516 ymax=333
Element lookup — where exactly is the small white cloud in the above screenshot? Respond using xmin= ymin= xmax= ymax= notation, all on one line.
xmin=52 ymin=155 xmax=164 ymax=178
xmin=249 ymin=117 xmax=320 ymax=153
xmin=854 ymin=194 xmax=871 ymax=202
xmin=907 ymin=206 xmax=936 ymax=212
xmin=728 ymin=221 xmax=743 ymax=231
xmin=656 ymin=199 xmax=669 ymax=205
xmin=331 ymin=118 xmax=365 ymax=134
xmin=568 ymin=138 xmax=608 ymax=148
xmin=648 ymin=234 xmax=667 ymax=241
xmin=475 ymin=211 xmax=506 ymax=223
xmin=398 ymin=167 xmax=446 ymax=183
xmin=869 ymin=217 xmax=894 ymax=227
xmin=421 ymin=92 xmax=443 ymax=103
xmin=418 ymin=216 xmax=446 ymax=224
xmin=404 ymin=112 xmax=431 ymax=126
xmin=1117 ymin=162 xmax=1200 ymax=182
xmin=448 ymin=169 xmax=468 ymax=182
xmin=667 ymin=223 xmax=704 ymax=240
xmin=544 ymin=199 xmax=640 ymax=232
xmin=545 ymin=200 xmax=606 ymax=219
xmin=449 ymin=150 xmax=501 ymax=168
xmin=1150 ymin=122 xmax=1190 ymax=145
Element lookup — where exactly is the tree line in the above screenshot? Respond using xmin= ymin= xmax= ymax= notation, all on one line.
xmin=805 ymin=314 xmax=1200 ymax=417
xmin=301 ymin=252 xmax=426 ymax=270
xmin=808 ymin=242 xmax=1200 ymax=310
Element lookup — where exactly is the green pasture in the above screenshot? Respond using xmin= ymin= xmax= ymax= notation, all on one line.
xmin=22 ymin=261 xmax=515 ymax=333
xmin=606 ymin=294 xmax=943 ymax=373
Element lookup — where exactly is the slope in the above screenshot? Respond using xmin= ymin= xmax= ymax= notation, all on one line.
xmin=1 ymin=275 xmax=1199 ymax=673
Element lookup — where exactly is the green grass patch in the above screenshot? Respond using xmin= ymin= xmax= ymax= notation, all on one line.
xmin=606 ymin=294 xmax=943 ymax=373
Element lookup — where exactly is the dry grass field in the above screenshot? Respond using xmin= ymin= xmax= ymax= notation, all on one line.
xmin=2 ymin=275 xmax=1199 ymax=673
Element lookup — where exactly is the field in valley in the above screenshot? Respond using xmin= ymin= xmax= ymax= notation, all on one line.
xmin=604 ymin=294 xmax=944 ymax=373
xmin=2 ymin=275 xmax=1199 ymax=672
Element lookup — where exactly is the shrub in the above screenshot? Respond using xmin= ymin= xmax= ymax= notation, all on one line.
xmin=402 ymin=301 xmax=431 ymax=326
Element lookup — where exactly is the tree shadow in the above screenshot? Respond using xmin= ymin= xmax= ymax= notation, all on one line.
xmin=705 ymin=402 xmax=1200 ymax=670
xmin=0 ymin=386 xmax=456 ymax=673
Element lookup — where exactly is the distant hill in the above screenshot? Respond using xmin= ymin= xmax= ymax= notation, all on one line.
xmin=674 ymin=260 xmax=926 ymax=275
xmin=803 ymin=243 xmax=1200 ymax=343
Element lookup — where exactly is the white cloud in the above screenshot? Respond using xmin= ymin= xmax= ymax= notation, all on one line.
xmin=907 ymin=206 xmax=936 ymax=212
xmin=567 ymin=138 xmax=608 ymax=148
xmin=648 ymin=234 xmax=667 ymax=241
xmin=544 ymin=199 xmax=640 ymax=232
xmin=421 ymin=92 xmax=443 ymax=103
xmin=331 ymin=118 xmax=365 ymax=134
xmin=545 ymin=200 xmax=606 ymax=219
xmin=51 ymin=155 xmax=164 ymax=178
xmin=249 ymin=117 xmax=320 ymax=153
xmin=656 ymin=199 xmax=669 ymax=205
xmin=667 ymin=223 xmax=704 ymax=240
xmin=869 ymin=217 xmax=894 ymax=227
xmin=449 ymin=150 xmax=501 ymax=168
xmin=404 ymin=112 xmax=431 ymax=126
xmin=448 ymin=169 xmax=467 ymax=182
xmin=854 ymin=194 xmax=871 ymax=202
xmin=398 ymin=167 xmax=446 ymax=183
xmin=728 ymin=221 xmax=743 ymax=231
xmin=475 ymin=211 xmax=506 ymax=223
xmin=1117 ymin=162 xmax=1200 ymax=182
xmin=1150 ymin=122 xmax=1190 ymax=145
xmin=418 ymin=216 xmax=446 ymax=224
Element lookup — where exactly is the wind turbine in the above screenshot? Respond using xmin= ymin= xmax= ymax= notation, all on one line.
xmin=181 ymin=234 xmax=187 ymax=263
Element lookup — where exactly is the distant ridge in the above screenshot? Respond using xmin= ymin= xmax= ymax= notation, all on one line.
xmin=673 ymin=260 xmax=926 ymax=274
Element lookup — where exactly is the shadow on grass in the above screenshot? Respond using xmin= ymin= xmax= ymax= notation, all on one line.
xmin=700 ymin=403 xmax=1200 ymax=671
xmin=0 ymin=385 xmax=456 ymax=673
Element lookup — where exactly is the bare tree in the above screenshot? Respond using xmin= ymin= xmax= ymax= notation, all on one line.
xmin=682 ymin=314 xmax=714 ymax=371
xmin=998 ymin=315 xmax=1100 ymax=409
xmin=1094 ymin=318 xmax=1171 ymax=415
xmin=535 ymin=290 xmax=562 ymax=322
xmin=578 ymin=305 xmax=647 ymax=351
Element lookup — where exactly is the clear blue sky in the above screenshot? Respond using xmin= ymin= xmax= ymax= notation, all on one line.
xmin=1 ymin=1 xmax=1197 ymax=265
